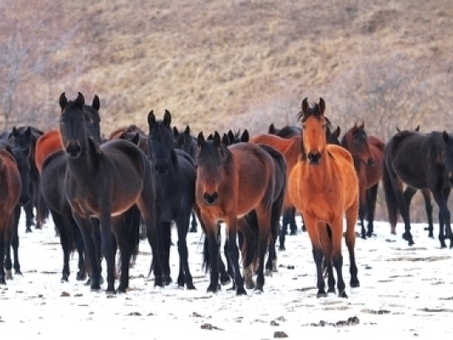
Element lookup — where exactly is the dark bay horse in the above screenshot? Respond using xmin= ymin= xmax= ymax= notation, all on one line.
xmin=195 ymin=131 xmax=283 ymax=294
xmin=341 ymin=122 xmax=385 ymax=239
xmin=58 ymin=92 xmax=162 ymax=293
xmin=383 ymin=129 xmax=453 ymax=248
xmin=147 ymin=109 xmax=196 ymax=289
xmin=288 ymin=98 xmax=359 ymax=298
xmin=0 ymin=149 xmax=22 ymax=284
xmin=0 ymin=141 xmax=30 ymax=282
xmin=38 ymin=95 xmax=102 ymax=283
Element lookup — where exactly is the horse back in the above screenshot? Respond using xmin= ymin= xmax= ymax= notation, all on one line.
xmin=229 ymin=142 xmax=276 ymax=215
xmin=35 ymin=129 xmax=62 ymax=173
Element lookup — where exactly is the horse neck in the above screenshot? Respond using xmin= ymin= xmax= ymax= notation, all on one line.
xmin=66 ymin=138 xmax=100 ymax=181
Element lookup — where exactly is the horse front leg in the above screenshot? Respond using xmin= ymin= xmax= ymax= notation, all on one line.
xmin=99 ymin=210 xmax=116 ymax=294
xmin=73 ymin=214 xmax=102 ymax=291
xmin=175 ymin=214 xmax=195 ymax=290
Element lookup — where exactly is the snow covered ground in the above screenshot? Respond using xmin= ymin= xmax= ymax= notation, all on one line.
xmin=1 ymin=214 xmax=452 ymax=339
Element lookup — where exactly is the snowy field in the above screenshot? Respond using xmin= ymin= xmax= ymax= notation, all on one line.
xmin=1 ymin=213 xmax=453 ymax=339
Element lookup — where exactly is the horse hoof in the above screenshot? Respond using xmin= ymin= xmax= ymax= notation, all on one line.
xmin=316 ymin=291 xmax=327 ymax=298
xmin=350 ymin=280 xmax=360 ymax=288
xmin=290 ymin=230 xmax=297 ymax=236
xmin=339 ymin=290 xmax=348 ymax=298
xmin=236 ymin=287 xmax=247 ymax=296
xmin=278 ymin=246 xmax=286 ymax=251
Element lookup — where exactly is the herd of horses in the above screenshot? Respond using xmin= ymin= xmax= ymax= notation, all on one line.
xmin=1 ymin=92 xmax=453 ymax=298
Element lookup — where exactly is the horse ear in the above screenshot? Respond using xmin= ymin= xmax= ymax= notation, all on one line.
xmin=147 ymin=110 xmax=156 ymax=129
xmin=442 ymin=131 xmax=450 ymax=144
xmin=12 ymin=126 xmax=18 ymax=137
xmin=184 ymin=125 xmax=190 ymax=135
xmin=333 ymin=126 xmax=341 ymax=139
xmin=131 ymin=132 xmax=140 ymax=146
xmin=241 ymin=129 xmax=250 ymax=142
xmin=227 ymin=130 xmax=235 ymax=144
xmin=163 ymin=109 xmax=172 ymax=127
xmin=213 ymin=131 xmax=221 ymax=147
xmin=25 ymin=127 xmax=31 ymax=138
xmin=396 ymin=126 xmax=401 ymax=132
xmin=301 ymin=98 xmax=309 ymax=114
xmin=76 ymin=92 xmax=85 ymax=108
xmin=59 ymin=92 xmax=68 ymax=110
xmin=220 ymin=133 xmax=228 ymax=146
xmin=359 ymin=121 xmax=365 ymax=129
xmin=415 ymin=125 xmax=420 ymax=132
xmin=197 ymin=132 xmax=205 ymax=147
xmin=319 ymin=98 xmax=326 ymax=114
xmin=268 ymin=123 xmax=276 ymax=134
xmin=92 ymin=95 xmax=100 ymax=111
xmin=173 ymin=126 xmax=179 ymax=137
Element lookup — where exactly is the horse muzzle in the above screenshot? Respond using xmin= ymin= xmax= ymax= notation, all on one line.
xmin=154 ymin=162 xmax=169 ymax=175
xmin=307 ymin=151 xmax=321 ymax=165
xmin=65 ymin=140 xmax=82 ymax=158
xmin=367 ymin=158 xmax=375 ymax=166
xmin=203 ymin=191 xmax=219 ymax=205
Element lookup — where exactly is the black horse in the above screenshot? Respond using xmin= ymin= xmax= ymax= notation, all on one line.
xmin=58 ymin=92 xmax=162 ymax=293
xmin=148 ymin=110 xmax=196 ymax=289
xmin=9 ymin=125 xmax=48 ymax=232
xmin=173 ymin=125 xmax=199 ymax=233
xmin=383 ymin=129 xmax=453 ymax=247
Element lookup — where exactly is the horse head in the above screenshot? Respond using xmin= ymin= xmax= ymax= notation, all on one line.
xmin=148 ymin=109 xmax=174 ymax=175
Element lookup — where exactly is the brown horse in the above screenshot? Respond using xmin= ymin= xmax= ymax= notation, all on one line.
xmin=288 ymin=97 xmax=360 ymax=298
xmin=250 ymin=133 xmax=301 ymax=251
xmin=341 ymin=122 xmax=385 ymax=239
xmin=58 ymin=92 xmax=161 ymax=293
xmin=195 ymin=131 xmax=283 ymax=294
xmin=0 ymin=149 xmax=22 ymax=284
xmin=35 ymin=129 xmax=62 ymax=173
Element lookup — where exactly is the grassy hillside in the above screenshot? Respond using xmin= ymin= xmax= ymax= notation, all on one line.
xmin=2 ymin=0 xmax=453 ymax=221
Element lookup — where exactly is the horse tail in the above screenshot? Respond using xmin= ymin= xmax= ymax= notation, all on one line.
xmin=382 ymin=160 xmax=399 ymax=229
xmin=240 ymin=212 xmax=259 ymax=269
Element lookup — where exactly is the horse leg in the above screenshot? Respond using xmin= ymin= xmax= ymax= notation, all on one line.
xmin=253 ymin=210 xmax=272 ymax=293
xmin=111 ymin=214 xmax=134 ymax=293
xmin=189 ymin=211 xmax=198 ymax=233
xmin=345 ymin=204 xmax=360 ymax=290
xmin=358 ymin=184 xmax=367 ymax=240
xmin=73 ymin=214 xmax=102 ymax=291
xmin=98 ymin=209 xmax=117 ymax=293
xmin=266 ymin=198 xmax=283 ymax=273
xmin=330 ymin=219 xmax=347 ymax=298
xmin=4 ymin=215 xmax=14 ymax=280
xmin=51 ymin=210 xmax=72 ymax=282
xmin=175 ymin=214 xmax=195 ymax=290
xmin=303 ymin=215 xmax=326 ymax=297
xmin=159 ymin=220 xmax=172 ymax=285
xmin=11 ymin=205 xmax=22 ymax=275
xmin=432 ymin=187 xmax=452 ymax=248
xmin=421 ymin=190 xmax=434 ymax=238
xmin=23 ymin=199 xmax=35 ymax=233
xmin=35 ymin=190 xmax=49 ymax=229
xmin=0 ymin=227 xmax=6 ymax=284
xmin=289 ymin=207 xmax=298 ymax=235
xmin=225 ymin=216 xmax=246 ymax=295
xmin=206 ymin=230 xmax=220 ymax=293
xmin=73 ymin=224 xmax=87 ymax=281
xmin=365 ymin=184 xmax=379 ymax=238
xmin=137 ymin=190 xmax=162 ymax=287
xmin=319 ymin=223 xmax=334 ymax=294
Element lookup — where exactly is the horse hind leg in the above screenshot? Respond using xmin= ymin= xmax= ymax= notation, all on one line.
xmin=365 ymin=184 xmax=379 ymax=238
xmin=344 ymin=204 xmax=360 ymax=290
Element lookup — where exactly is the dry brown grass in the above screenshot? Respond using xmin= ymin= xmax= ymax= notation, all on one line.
xmin=3 ymin=0 xmax=453 ymax=221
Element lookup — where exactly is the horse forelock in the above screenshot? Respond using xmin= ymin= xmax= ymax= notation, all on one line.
xmin=297 ymin=101 xmax=324 ymax=122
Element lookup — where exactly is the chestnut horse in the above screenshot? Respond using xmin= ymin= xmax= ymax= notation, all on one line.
xmin=288 ymin=97 xmax=360 ymax=298
xmin=58 ymin=92 xmax=161 ymax=293
xmin=0 ymin=149 xmax=22 ymax=284
xmin=195 ymin=131 xmax=283 ymax=294
xmin=341 ymin=123 xmax=385 ymax=239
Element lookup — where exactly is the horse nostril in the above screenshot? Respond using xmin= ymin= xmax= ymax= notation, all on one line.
xmin=203 ymin=192 xmax=219 ymax=205
xmin=66 ymin=141 xmax=81 ymax=158
xmin=307 ymin=152 xmax=321 ymax=165
xmin=154 ymin=163 xmax=168 ymax=174
xmin=368 ymin=159 xmax=375 ymax=166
